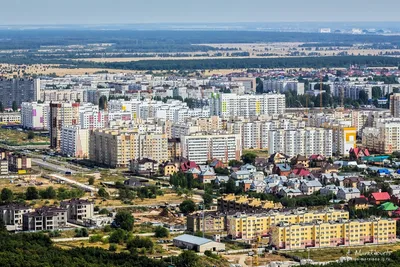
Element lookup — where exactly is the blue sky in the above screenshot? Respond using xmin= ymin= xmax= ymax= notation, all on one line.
xmin=0 ymin=0 xmax=399 ymax=25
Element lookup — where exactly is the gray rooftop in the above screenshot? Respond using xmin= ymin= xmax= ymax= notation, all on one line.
xmin=173 ymin=234 xmax=213 ymax=246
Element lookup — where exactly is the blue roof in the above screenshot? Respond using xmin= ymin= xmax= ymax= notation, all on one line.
xmin=173 ymin=234 xmax=213 ymax=246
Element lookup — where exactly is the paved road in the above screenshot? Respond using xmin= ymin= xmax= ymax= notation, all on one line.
xmin=32 ymin=158 xmax=77 ymax=174
xmin=44 ymin=173 xmax=96 ymax=192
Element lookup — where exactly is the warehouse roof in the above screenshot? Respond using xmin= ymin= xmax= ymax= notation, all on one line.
xmin=173 ymin=234 xmax=213 ymax=246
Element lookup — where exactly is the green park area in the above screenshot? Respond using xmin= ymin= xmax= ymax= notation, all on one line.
xmin=0 ymin=128 xmax=49 ymax=146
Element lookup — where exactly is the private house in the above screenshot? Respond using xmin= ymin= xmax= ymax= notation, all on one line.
xmin=337 ymin=187 xmax=361 ymax=201
xmin=130 ymin=158 xmax=158 ymax=177
xmin=199 ymin=165 xmax=217 ymax=183
xmin=269 ymin=153 xmax=290 ymax=164
xmin=231 ymin=170 xmax=251 ymax=180
xmin=389 ymin=185 xmax=400 ymax=195
xmin=349 ymin=147 xmax=370 ymax=161
xmin=180 ymin=160 xmax=199 ymax=172
xmin=159 ymin=162 xmax=178 ymax=176
xmin=291 ymin=167 xmax=311 ymax=178
xmin=370 ymin=192 xmax=391 ymax=205
xmin=300 ymin=180 xmax=322 ymax=195
xmin=348 ymin=197 xmax=369 ymax=210
xmin=251 ymin=171 xmax=265 ymax=181
xmin=343 ymin=177 xmax=364 ymax=188
xmin=185 ymin=168 xmax=201 ymax=179
xmin=320 ymin=184 xmax=340 ymax=196
xmin=251 ymin=180 xmax=267 ymax=193
xmin=240 ymin=164 xmax=257 ymax=174
xmin=209 ymin=159 xmax=224 ymax=169
xmin=279 ymin=187 xmax=302 ymax=198
xmin=291 ymin=155 xmax=309 ymax=168
xmin=357 ymin=181 xmax=377 ymax=194
xmin=309 ymin=154 xmax=326 ymax=167
xmin=254 ymin=157 xmax=269 ymax=171
xmin=240 ymin=180 xmax=253 ymax=192
xmin=273 ymin=164 xmax=292 ymax=176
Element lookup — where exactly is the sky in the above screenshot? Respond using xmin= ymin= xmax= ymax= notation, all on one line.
xmin=0 ymin=0 xmax=399 ymax=25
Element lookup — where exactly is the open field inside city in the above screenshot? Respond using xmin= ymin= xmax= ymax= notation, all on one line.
xmin=284 ymin=242 xmax=400 ymax=262
xmin=0 ymin=128 xmax=49 ymax=146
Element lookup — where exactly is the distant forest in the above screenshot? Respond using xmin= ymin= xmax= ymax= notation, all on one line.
xmin=70 ymin=56 xmax=400 ymax=71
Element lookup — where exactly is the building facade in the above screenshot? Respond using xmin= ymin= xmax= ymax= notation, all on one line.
xmin=181 ymin=133 xmax=242 ymax=164
xmin=60 ymin=126 xmax=90 ymax=158
xmin=0 ymin=78 xmax=40 ymax=108
xmin=271 ymin=218 xmax=396 ymax=250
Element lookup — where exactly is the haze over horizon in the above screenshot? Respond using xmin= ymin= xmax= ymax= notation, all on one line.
xmin=1 ymin=0 xmax=400 ymax=25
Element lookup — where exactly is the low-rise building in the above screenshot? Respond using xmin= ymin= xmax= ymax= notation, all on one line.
xmin=130 ymin=158 xmax=158 ymax=176
xmin=60 ymin=198 xmax=94 ymax=222
xmin=23 ymin=207 xmax=67 ymax=231
xmin=271 ymin=217 xmax=396 ymax=250
xmin=173 ymin=234 xmax=225 ymax=253
xmin=227 ymin=208 xmax=349 ymax=240
xmin=187 ymin=212 xmax=226 ymax=233
xmin=8 ymin=154 xmax=31 ymax=172
xmin=0 ymin=204 xmax=33 ymax=230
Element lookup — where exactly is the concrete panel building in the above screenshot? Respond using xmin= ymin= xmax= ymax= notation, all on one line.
xmin=0 ymin=78 xmax=40 ymax=108
xmin=61 ymin=126 xmax=90 ymax=158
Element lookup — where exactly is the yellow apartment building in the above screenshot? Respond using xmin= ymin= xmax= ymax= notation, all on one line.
xmin=226 ymin=209 xmax=349 ymax=240
xmin=270 ymin=217 xmax=396 ymax=250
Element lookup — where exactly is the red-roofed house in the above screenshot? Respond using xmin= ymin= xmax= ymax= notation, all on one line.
xmin=291 ymin=167 xmax=311 ymax=177
xmin=180 ymin=160 xmax=199 ymax=172
xmin=349 ymin=147 xmax=370 ymax=161
xmin=370 ymin=192 xmax=391 ymax=205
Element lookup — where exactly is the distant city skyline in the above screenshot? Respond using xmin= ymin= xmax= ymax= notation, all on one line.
xmin=0 ymin=0 xmax=400 ymax=25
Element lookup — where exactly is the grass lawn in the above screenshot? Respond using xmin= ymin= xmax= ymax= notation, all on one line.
xmin=0 ymin=128 xmax=49 ymax=146
xmin=243 ymin=149 xmax=269 ymax=158
xmin=284 ymin=242 xmax=400 ymax=262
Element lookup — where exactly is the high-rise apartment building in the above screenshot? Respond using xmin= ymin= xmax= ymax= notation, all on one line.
xmin=362 ymin=118 xmax=400 ymax=154
xmin=49 ymin=102 xmax=80 ymax=149
xmin=21 ymin=102 xmax=50 ymax=130
xmin=89 ymin=128 xmax=168 ymax=168
xmin=210 ymin=93 xmax=285 ymax=119
xmin=329 ymin=126 xmax=357 ymax=156
xmin=61 ymin=126 xmax=90 ymax=158
xmin=0 ymin=78 xmax=40 ymax=108
xmin=181 ymin=133 xmax=242 ymax=164
xmin=390 ymin=93 xmax=400 ymax=117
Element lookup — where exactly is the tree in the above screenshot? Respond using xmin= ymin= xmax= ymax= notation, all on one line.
xmin=225 ymin=179 xmax=236 ymax=194
xmin=12 ymin=101 xmax=18 ymax=112
xmin=98 ymin=187 xmax=109 ymax=198
xmin=203 ymin=193 xmax=213 ymax=208
xmin=179 ymin=199 xmax=196 ymax=214
xmin=26 ymin=187 xmax=39 ymax=200
xmin=27 ymin=131 xmax=35 ymax=140
xmin=109 ymin=228 xmax=127 ymax=244
xmin=1 ymin=188 xmax=13 ymax=203
xmin=174 ymin=250 xmax=199 ymax=267
xmin=114 ymin=210 xmax=134 ymax=231
xmin=359 ymin=90 xmax=369 ymax=104
xmin=0 ymin=219 xmax=6 ymax=233
xmin=98 ymin=95 xmax=108 ymax=110
xmin=127 ymin=236 xmax=154 ymax=250
xmin=74 ymin=228 xmax=89 ymax=237
xmin=228 ymin=159 xmax=242 ymax=167
xmin=0 ymin=102 xmax=4 ymax=113
xmin=40 ymin=186 xmax=56 ymax=199
xmin=88 ymin=177 xmax=95 ymax=185
xmin=372 ymin=86 xmax=382 ymax=99
xmin=154 ymin=226 xmax=169 ymax=238
xmin=241 ymin=152 xmax=257 ymax=164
